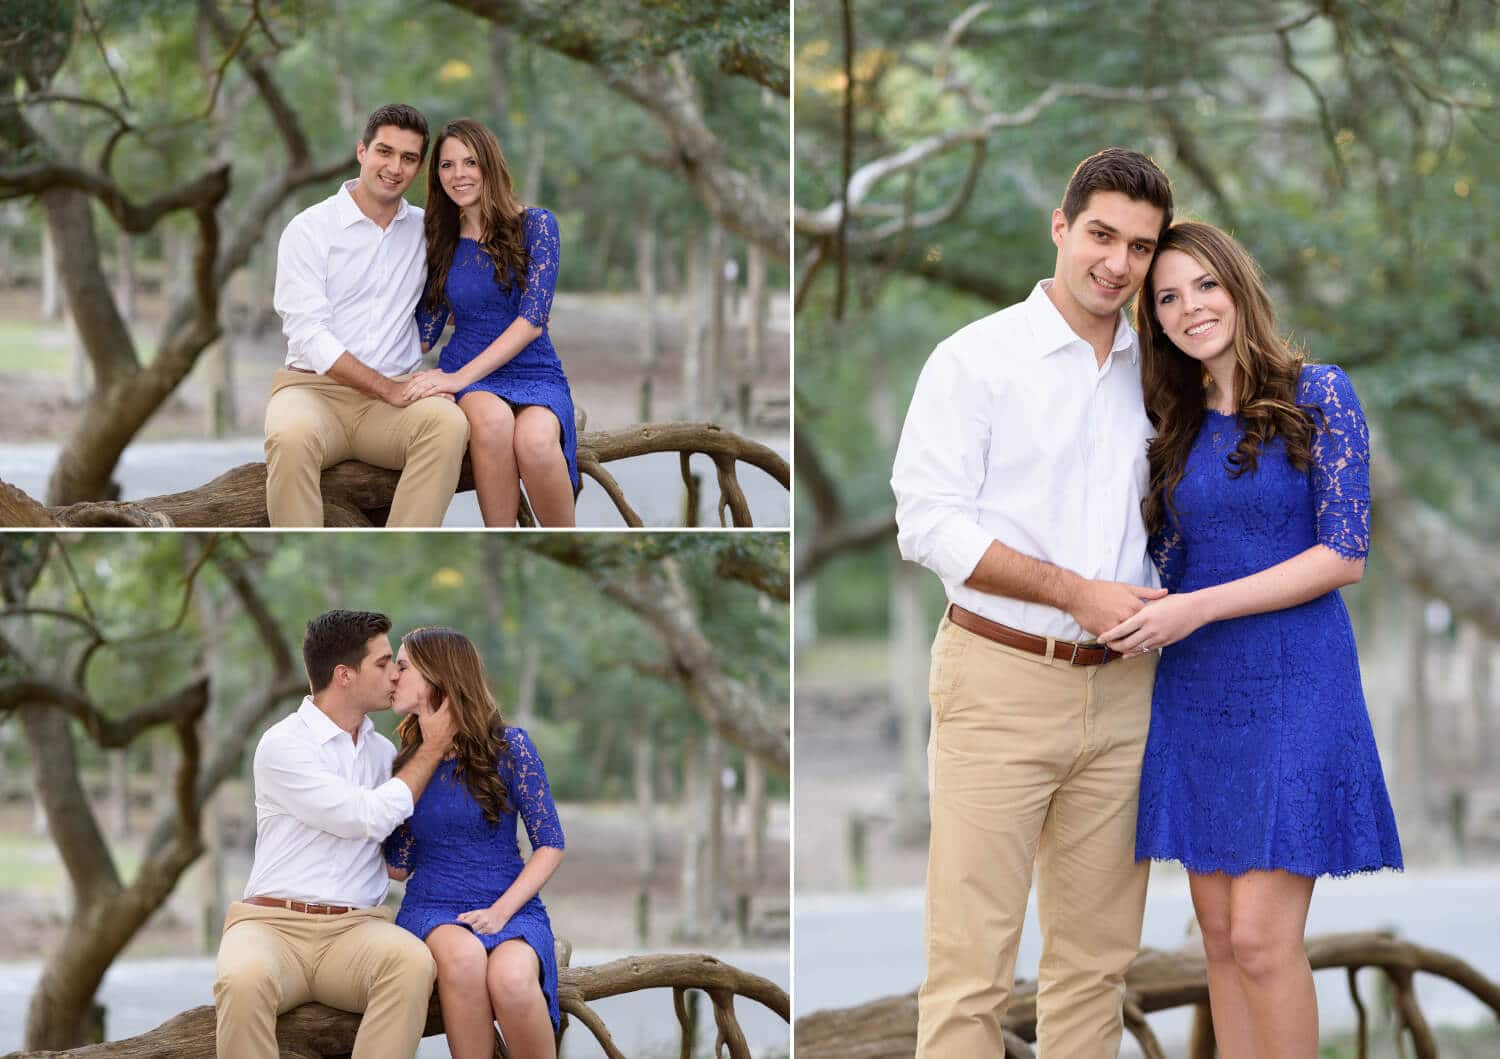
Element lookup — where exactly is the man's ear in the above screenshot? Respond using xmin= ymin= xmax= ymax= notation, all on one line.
xmin=1050 ymin=208 xmax=1069 ymax=248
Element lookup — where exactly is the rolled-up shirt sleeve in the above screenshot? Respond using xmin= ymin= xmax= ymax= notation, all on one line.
xmin=274 ymin=217 xmax=351 ymax=374
xmin=891 ymin=341 xmax=995 ymax=584
xmin=254 ymin=732 xmax=413 ymax=842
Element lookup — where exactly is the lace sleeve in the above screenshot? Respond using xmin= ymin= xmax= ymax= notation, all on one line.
xmin=382 ymin=821 xmax=416 ymax=871
xmin=1303 ymin=364 xmax=1371 ymax=561
xmin=518 ymin=208 xmax=559 ymax=328
xmin=415 ymin=297 xmax=450 ymax=348
xmin=1150 ymin=525 xmax=1187 ymax=593
xmin=504 ymin=727 xmax=565 ymax=850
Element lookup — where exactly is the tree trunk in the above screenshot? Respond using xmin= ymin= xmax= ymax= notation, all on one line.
xmin=677 ymin=734 xmax=704 ymax=938
xmin=108 ymin=751 xmax=130 ymax=840
xmin=890 ymin=553 xmax=930 ymax=843
xmin=489 ymin=26 xmax=513 ymax=140
xmin=40 ymin=217 xmax=62 ymax=321
xmin=706 ymin=224 xmax=728 ymax=418
xmin=681 ymin=232 xmax=706 ymax=420
xmin=705 ymin=732 xmax=725 ymax=931
xmin=744 ymin=753 xmax=766 ymax=885
xmin=740 ymin=240 xmax=767 ymax=429
xmin=1397 ymin=594 xmax=1433 ymax=860
xmin=636 ymin=213 xmax=660 ymax=422
xmin=114 ymin=233 xmax=136 ymax=323
xmin=1468 ymin=626 xmax=1494 ymax=771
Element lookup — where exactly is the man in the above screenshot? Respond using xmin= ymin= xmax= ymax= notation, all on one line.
xmin=214 ymin=610 xmax=457 ymax=1059
xmin=265 ymin=103 xmax=469 ymax=526
xmin=891 ymin=148 xmax=1174 ymax=1057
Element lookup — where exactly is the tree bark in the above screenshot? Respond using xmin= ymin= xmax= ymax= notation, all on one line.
xmin=636 ymin=212 xmax=660 ymax=422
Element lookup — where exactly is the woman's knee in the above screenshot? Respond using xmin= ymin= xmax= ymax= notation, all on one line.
xmin=1227 ymin=920 xmax=1297 ymax=981
xmin=513 ymin=416 xmax=561 ymax=473
xmin=486 ymin=948 xmax=541 ymax=1007
xmin=428 ymin=927 xmax=486 ymax=985
xmin=462 ymin=397 xmax=516 ymax=445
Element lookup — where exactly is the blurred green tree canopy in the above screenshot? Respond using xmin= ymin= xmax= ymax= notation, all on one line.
xmin=793 ymin=0 xmax=1498 ymax=634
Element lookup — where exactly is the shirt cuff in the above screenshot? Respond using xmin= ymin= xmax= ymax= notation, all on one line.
xmin=372 ymin=776 xmax=415 ymax=832
xmin=928 ymin=520 xmax=995 ymax=587
xmin=297 ymin=331 xmax=350 ymax=375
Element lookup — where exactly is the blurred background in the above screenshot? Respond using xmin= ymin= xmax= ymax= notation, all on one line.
xmin=792 ymin=1 xmax=1500 ymax=1054
xmin=0 ymin=531 xmax=789 ymax=1056
xmin=0 ymin=1 xmax=790 ymax=526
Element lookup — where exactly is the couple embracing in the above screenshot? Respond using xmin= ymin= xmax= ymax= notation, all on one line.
xmin=265 ymin=104 xmax=578 ymax=528
xmin=893 ymin=149 xmax=1404 ymax=1057
xmin=213 ymin=611 xmax=564 ymax=1059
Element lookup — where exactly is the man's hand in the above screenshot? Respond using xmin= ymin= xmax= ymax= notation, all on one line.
xmin=1065 ymin=580 xmax=1168 ymax=638
xmin=401 ymin=369 xmax=464 ymax=404
xmin=416 ymin=697 xmax=457 ymax=754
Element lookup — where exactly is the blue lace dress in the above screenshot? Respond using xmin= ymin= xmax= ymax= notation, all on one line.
xmin=1135 ymin=364 xmax=1403 ymax=878
xmin=384 ymin=727 xmax=566 ymax=1030
xmin=416 ymin=207 xmax=579 ymax=490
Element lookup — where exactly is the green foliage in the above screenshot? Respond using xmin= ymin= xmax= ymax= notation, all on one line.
xmin=796 ymin=0 xmax=1500 ymax=633
xmin=0 ymin=533 xmax=788 ymax=800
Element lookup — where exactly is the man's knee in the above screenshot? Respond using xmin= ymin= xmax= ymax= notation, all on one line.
xmin=412 ymin=399 xmax=471 ymax=449
xmin=379 ymin=930 xmax=438 ymax=989
xmin=214 ymin=955 xmax=281 ymax=1009
xmin=264 ymin=417 xmax=329 ymax=465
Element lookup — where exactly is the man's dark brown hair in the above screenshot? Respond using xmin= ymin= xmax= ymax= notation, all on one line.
xmin=303 ymin=610 xmax=392 ymax=693
xmin=1061 ymin=148 xmax=1173 ymax=231
xmin=361 ymin=103 xmax=430 ymax=160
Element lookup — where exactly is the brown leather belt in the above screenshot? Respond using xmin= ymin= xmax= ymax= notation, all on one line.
xmin=285 ymin=366 xmax=316 ymax=373
xmin=244 ymin=895 xmax=353 ymax=915
xmin=947 ymin=603 xmax=1116 ymax=666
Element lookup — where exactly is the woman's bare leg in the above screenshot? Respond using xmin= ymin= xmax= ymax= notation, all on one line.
xmin=485 ymin=939 xmax=555 ymax=1059
xmin=1228 ymin=869 xmax=1318 ymax=1058
xmin=512 ymin=406 xmax=575 ymax=527
xmin=426 ymin=925 xmax=496 ymax=1059
xmin=1188 ymin=871 xmax=1258 ymax=1059
xmin=459 ymin=392 xmax=521 ymax=527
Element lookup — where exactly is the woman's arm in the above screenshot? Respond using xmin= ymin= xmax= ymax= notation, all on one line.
xmin=1100 ymin=544 xmax=1361 ymax=653
xmin=456 ymin=845 xmax=565 ymax=934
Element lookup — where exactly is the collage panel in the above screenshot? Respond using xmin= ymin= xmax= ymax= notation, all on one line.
xmin=0 ymin=531 xmax=789 ymax=1056
xmin=792 ymin=3 xmax=1500 ymax=1058
xmin=0 ymin=1 xmax=788 ymax=531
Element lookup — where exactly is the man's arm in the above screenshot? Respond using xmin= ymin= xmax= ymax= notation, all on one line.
xmin=964 ymin=540 xmax=1164 ymax=638
xmin=324 ymin=351 xmax=412 ymax=406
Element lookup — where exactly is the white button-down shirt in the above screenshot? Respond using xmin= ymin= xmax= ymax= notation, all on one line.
xmin=242 ymin=698 xmax=413 ymax=908
xmin=892 ymin=279 xmax=1157 ymax=642
xmin=273 ymin=179 xmax=427 ymax=376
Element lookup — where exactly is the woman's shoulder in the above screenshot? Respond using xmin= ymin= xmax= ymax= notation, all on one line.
xmin=522 ymin=206 xmax=558 ymax=234
xmin=1297 ymin=361 xmax=1359 ymax=404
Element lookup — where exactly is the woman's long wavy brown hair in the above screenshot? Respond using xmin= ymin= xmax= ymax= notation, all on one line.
xmin=1136 ymin=221 xmax=1319 ymax=536
xmin=392 ymin=626 xmax=512 ymax=825
xmin=422 ymin=118 xmax=529 ymax=316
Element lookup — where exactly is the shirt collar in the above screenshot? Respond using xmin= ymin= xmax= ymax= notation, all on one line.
xmin=334 ymin=179 xmax=411 ymax=229
xmin=297 ymin=696 xmax=373 ymax=745
xmin=1027 ymin=279 xmax=1139 ymax=365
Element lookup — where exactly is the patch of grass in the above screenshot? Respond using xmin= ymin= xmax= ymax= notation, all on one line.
xmin=0 ymin=318 xmax=72 ymax=377
xmin=796 ymin=636 xmax=891 ymax=686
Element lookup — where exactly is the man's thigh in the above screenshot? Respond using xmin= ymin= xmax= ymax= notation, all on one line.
xmin=215 ymin=916 xmax=314 ymax=1013
xmin=349 ymin=390 xmax=466 ymax=471
xmin=310 ymin=911 xmax=432 ymax=1012
xmin=263 ymin=375 xmax=356 ymax=466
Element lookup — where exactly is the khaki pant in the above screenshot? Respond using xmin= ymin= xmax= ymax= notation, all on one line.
xmin=917 ymin=615 xmax=1157 ymax=1058
xmin=263 ymin=369 xmax=470 ymax=527
xmin=214 ymin=901 xmax=435 ymax=1059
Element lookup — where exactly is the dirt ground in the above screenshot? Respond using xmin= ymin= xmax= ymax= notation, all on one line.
xmin=0 ymin=286 xmax=790 ymax=445
xmin=0 ymin=792 xmax=789 ymax=963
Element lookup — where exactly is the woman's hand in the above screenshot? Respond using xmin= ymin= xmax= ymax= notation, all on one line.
xmin=401 ymin=369 xmax=464 ymax=404
xmin=1100 ymin=592 xmax=1209 ymax=656
xmin=386 ymin=863 xmax=409 ymax=882
xmin=457 ymin=903 xmax=512 ymax=936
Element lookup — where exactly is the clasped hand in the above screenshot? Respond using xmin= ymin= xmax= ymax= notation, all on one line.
xmin=1099 ymin=592 xmax=1206 ymax=656
xmin=400 ymin=369 xmax=463 ymax=404
xmin=457 ymin=904 xmax=510 ymax=935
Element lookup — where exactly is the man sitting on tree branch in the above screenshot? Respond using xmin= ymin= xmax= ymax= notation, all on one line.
xmin=264 ymin=104 xmax=469 ymax=527
xmin=214 ymin=610 xmax=456 ymax=1058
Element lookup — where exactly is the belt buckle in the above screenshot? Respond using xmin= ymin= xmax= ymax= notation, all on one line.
xmin=1068 ymin=640 xmax=1082 ymax=665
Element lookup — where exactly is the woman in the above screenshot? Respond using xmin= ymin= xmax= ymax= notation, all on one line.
xmin=404 ymin=118 xmax=578 ymax=527
xmin=384 ymin=626 xmax=565 ymax=1059
xmin=1100 ymin=222 xmax=1402 ymax=1058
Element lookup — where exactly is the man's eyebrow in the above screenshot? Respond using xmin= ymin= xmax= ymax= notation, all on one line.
xmin=1084 ymin=218 xmax=1158 ymax=249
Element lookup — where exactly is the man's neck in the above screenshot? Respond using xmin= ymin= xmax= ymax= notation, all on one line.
xmin=1044 ymin=282 xmax=1119 ymax=367
xmin=310 ymin=694 xmax=365 ymax=742
xmin=349 ymin=182 xmax=399 ymax=230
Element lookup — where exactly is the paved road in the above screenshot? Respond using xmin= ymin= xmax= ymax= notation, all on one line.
xmin=796 ymin=865 xmax=1500 ymax=1055
xmin=0 ymin=947 xmax=789 ymax=1057
xmin=0 ymin=438 xmax=789 ymax=529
